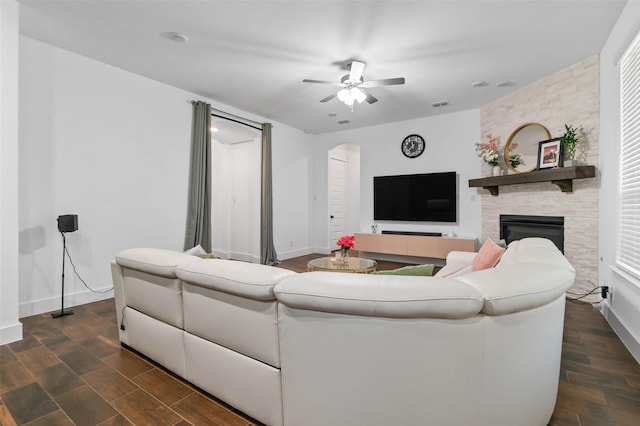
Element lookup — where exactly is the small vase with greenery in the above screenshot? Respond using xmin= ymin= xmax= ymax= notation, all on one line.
xmin=560 ymin=124 xmax=580 ymax=166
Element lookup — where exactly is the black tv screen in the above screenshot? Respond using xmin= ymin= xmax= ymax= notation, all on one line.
xmin=373 ymin=172 xmax=457 ymax=222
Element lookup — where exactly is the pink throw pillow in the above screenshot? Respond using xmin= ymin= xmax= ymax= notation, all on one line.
xmin=471 ymin=238 xmax=505 ymax=272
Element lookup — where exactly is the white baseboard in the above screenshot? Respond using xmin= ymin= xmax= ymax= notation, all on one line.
xmin=278 ymin=247 xmax=315 ymax=260
xmin=19 ymin=287 xmax=114 ymax=318
xmin=310 ymin=247 xmax=332 ymax=256
xmin=229 ymin=252 xmax=260 ymax=263
xmin=0 ymin=321 xmax=23 ymax=345
xmin=601 ymin=302 xmax=640 ymax=364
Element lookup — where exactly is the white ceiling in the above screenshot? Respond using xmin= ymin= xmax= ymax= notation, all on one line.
xmin=18 ymin=0 xmax=626 ymax=134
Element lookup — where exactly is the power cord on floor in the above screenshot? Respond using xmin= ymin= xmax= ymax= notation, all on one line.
xmin=566 ymin=287 xmax=602 ymax=301
xmin=64 ymin=244 xmax=113 ymax=294
xmin=566 ymin=280 xmax=607 ymax=302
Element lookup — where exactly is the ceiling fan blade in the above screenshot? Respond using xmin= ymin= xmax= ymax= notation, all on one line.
xmin=319 ymin=93 xmax=337 ymax=103
xmin=348 ymin=61 xmax=365 ymax=83
xmin=361 ymin=77 xmax=405 ymax=87
xmin=303 ymin=79 xmax=341 ymax=86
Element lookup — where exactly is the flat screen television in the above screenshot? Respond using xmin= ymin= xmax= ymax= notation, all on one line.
xmin=373 ymin=171 xmax=457 ymax=222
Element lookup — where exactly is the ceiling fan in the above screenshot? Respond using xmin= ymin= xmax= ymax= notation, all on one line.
xmin=303 ymin=60 xmax=405 ymax=111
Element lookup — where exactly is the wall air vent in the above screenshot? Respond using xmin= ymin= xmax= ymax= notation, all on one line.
xmin=337 ymin=120 xmax=350 ymax=125
xmin=431 ymin=101 xmax=449 ymax=108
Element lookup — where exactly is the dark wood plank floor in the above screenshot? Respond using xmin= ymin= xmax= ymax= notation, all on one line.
xmin=0 ymin=253 xmax=639 ymax=425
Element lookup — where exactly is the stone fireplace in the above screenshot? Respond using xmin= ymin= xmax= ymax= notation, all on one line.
xmin=480 ymin=56 xmax=599 ymax=301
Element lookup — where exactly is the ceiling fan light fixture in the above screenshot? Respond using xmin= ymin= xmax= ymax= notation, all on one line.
xmin=303 ymin=60 xmax=404 ymax=109
xmin=337 ymin=89 xmax=350 ymax=102
xmin=351 ymin=87 xmax=367 ymax=104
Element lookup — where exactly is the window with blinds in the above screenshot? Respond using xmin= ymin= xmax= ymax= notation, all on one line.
xmin=618 ymin=29 xmax=640 ymax=279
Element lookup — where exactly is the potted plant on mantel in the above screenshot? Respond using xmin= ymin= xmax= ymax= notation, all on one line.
xmin=508 ymin=153 xmax=525 ymax=173
xmin=560 ymin=124 xmax=580 ymax=167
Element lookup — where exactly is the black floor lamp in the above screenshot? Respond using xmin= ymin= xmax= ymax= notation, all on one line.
xmin=52 ymin=214 xmax=78 ymax=318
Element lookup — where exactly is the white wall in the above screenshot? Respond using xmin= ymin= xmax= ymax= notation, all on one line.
xmin=599 ymin=1 xmax=640 ymax=362
xmin=0 ymin=0 xmax=22 ymax=344
xmin=271 ymin=124 xmax=314 ymax=260
xmin=19 ymin=36 xmax=194 ymax=316
xmin=212 ymin=139 xmax=231 ymax=256
xmin=18 ymin=36 xmax=311 ymax=317
xmin=311 ymin=109 xmax=482 ymax=254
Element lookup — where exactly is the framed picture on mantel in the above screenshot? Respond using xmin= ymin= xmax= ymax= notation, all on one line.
xmin=537 ymin=138 xmax=563 ymax=169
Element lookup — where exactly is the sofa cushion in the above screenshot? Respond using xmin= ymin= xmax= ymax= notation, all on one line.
xmin=116 ymin=248 xmax=195 ymax=278
xmin=372 ymin=264 xmax=434 ymax=276
xmin=471 ymin=238 xmax=505 ymax=271
xmin=275 ymin=273 xmax=484 ymax=319
xmin=176 ymin=258 xmax=296 ymax=301
xmin=496 ymin=237 xmax=573 ymax=269
xmin=434 ymin=251 xmax=477 ymax=277
xmin=441 ymin=265 xmax=473 ymax=278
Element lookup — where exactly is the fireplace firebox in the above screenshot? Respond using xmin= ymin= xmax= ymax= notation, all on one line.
xmin=499 ymin=215 xmax=564 ymax=253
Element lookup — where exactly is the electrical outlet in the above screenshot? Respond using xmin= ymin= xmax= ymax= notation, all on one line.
xmin=601 ymin=286 xmax=609 ymax=299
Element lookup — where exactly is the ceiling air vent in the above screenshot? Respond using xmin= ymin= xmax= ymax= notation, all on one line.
xmin=337 ymin=120 xmax=350 ymax=125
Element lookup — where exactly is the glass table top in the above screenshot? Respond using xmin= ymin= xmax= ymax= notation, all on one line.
xmin=307 ymin=257 xmax=377 ymax=273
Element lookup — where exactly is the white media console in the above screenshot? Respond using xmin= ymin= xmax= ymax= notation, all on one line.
xmin=355 ymin=232 xmax=476 ymax=260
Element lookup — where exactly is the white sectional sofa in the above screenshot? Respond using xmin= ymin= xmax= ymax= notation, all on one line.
xmin=111 ymin=237 xmax=575 ymax=426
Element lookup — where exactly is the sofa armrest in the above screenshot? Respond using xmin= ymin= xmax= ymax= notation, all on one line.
xmin=457 ymin=263 xmax=575 ymax=315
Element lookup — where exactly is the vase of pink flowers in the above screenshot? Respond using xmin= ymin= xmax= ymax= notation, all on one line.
xmin=476 ymin=134 xmax=502 ymax=176
xmin=336 ymin=235 xmax=355 ymax=262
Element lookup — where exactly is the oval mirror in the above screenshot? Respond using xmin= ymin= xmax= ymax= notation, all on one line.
xmin=504 ymin=122 xmax=551 ymax=173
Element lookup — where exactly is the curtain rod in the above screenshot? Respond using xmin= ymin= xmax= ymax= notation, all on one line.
xmin=189 ymin=100 xmax=264 ymax=128
xmin=212 ymin=113 xmax=262 ymax=131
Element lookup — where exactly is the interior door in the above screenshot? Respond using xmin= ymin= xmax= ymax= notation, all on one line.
xmin=328 ymin=155 xmax=347 ymax=250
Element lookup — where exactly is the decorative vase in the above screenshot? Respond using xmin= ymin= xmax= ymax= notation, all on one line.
xmin=564 ymin=159 xmax=576 ymax=167
xmin=340 ymin=247 xmax=349 ymax=263
xmin=492 ymin=165 xmax=501 ymax=176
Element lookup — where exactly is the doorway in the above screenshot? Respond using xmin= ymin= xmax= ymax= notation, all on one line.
xmin=329 ymin=154 xmax=347 ymax=246
xmin=211 ymin=117 xmax=262 ymax=261
xmin=327 ymin=144 xmax=360 ymax=251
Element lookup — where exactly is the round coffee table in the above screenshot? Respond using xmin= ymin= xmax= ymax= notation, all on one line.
xmin=307 ymin=257 xmax=377 ymax=273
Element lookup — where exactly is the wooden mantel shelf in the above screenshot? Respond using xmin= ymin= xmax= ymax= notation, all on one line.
xmin=468 ymin=165 xmax=596 ymax=195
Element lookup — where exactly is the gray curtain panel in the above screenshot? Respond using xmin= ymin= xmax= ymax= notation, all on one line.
xmin=261 ymin=123 xmax=279 ymax=265
xmin=184 ymin=101 xmax=212 ymax=252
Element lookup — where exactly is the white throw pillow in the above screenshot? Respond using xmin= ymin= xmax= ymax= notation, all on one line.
xmin=184 ymin=244 xmax=207 ymax=255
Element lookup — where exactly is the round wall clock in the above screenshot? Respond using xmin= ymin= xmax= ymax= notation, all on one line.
xmin=401 ymin=134 xmax=425 ymax=158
